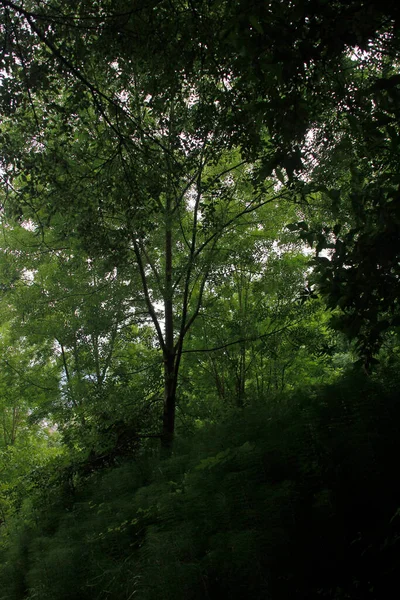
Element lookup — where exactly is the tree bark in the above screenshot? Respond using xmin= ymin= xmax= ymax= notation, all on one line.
xmin=161 ymin=195 xmax=176 ymax=452
xmin=162 ymin=350 xmax=177 ymax=452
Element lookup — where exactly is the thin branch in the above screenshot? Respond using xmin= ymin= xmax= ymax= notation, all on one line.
xmin=113 ymin=361 xmax=163 ymax=377
xmin=174 ymin=156 xmax=205 ymax=338
xmin=0 ymin=2 xmax=159 ymax=24
xmin=99 ymin=322 xmax=119 ymax=384
xmin=180 ymin=245 xmax=217 ymax=346
xmin=132 ymin=239 xmax=166 ymax=353
xmin=0 ymin=357 xmax=58 ymax=392
xmin=194 ymin=186 xmax=285 ymax=260
xmin=181 ymin=323 xmax=296 ymax=354
xmin=3 ymin=0 xmax=172 ymax=157
xmin=202 ymin=159 xmax=248 ymax=192
xmin=140 ymin=242 xmax=163 ymax=293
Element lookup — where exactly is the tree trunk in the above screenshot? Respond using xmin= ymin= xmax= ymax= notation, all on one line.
xmin=162 ymin=350 xmax=177 ymax=452
xmin=237 ymin=341 xmax=246 ymax=407
xmin=162 ymin=195 xmax=176 ymax=453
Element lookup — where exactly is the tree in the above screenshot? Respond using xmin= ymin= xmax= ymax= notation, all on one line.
xmin=290 ymin=42 xmax=400 ymax=368
xmin=0 ymin=221 xmax=165 ymax=456
xmin=0 ymin=1 xmax=288 ymax=449
xmin=1 ymin=0 xmax=399 ymax=446
xmin=0 ymin=310 xmax=61 ymax=523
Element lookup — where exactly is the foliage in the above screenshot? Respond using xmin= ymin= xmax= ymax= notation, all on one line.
xmin=1 ymin=372 xmax=400 ymax=599
xmin=0 ymin=0 xmax=399 ymax=444
xmin=0 ymin=2 xmax=399 ymax=599
xmin=286 ymin=35 xmax=400 ymax=365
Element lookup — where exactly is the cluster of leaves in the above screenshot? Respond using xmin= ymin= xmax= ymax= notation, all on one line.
xmin=281 ymin=30 xmax=400 ymax=365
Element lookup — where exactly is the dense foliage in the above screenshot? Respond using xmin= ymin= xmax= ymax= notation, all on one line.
xmin=0 ymin=0 xmax=400 ymax=598
xmin=1 ymin=372 xmax=400 ymax=600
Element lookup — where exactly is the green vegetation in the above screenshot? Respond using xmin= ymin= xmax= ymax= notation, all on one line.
xmin=0 ymin=1 xmax=400 ymax=598
xmin=1 ymin=373 xmax=400 ymax=599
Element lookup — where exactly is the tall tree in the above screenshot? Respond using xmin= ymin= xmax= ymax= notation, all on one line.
xmin=0 ymin=1 xmax=285 ymax=448
xmin=1 ymin=0 xmax=399 ymax=444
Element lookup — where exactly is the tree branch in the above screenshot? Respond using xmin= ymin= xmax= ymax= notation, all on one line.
xmin=181 ymin=323 xmax=296 ymax=354
xmin=194 ymin=185 xmax=284 ymax=260
xmin=0 ymin=357 xmax=58 ymax=392
xmin=2 ymin=0 xmax=172 ymax=156
xmin=132 ymin=239 xmax=166 ymax=353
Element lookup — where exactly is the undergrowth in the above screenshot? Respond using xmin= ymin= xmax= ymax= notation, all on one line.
xmin=1 ymin=371 xmax=400 ymax=599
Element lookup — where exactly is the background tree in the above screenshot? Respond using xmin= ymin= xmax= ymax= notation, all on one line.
xmin=287 ymin=42 xmax=400 ymax=368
